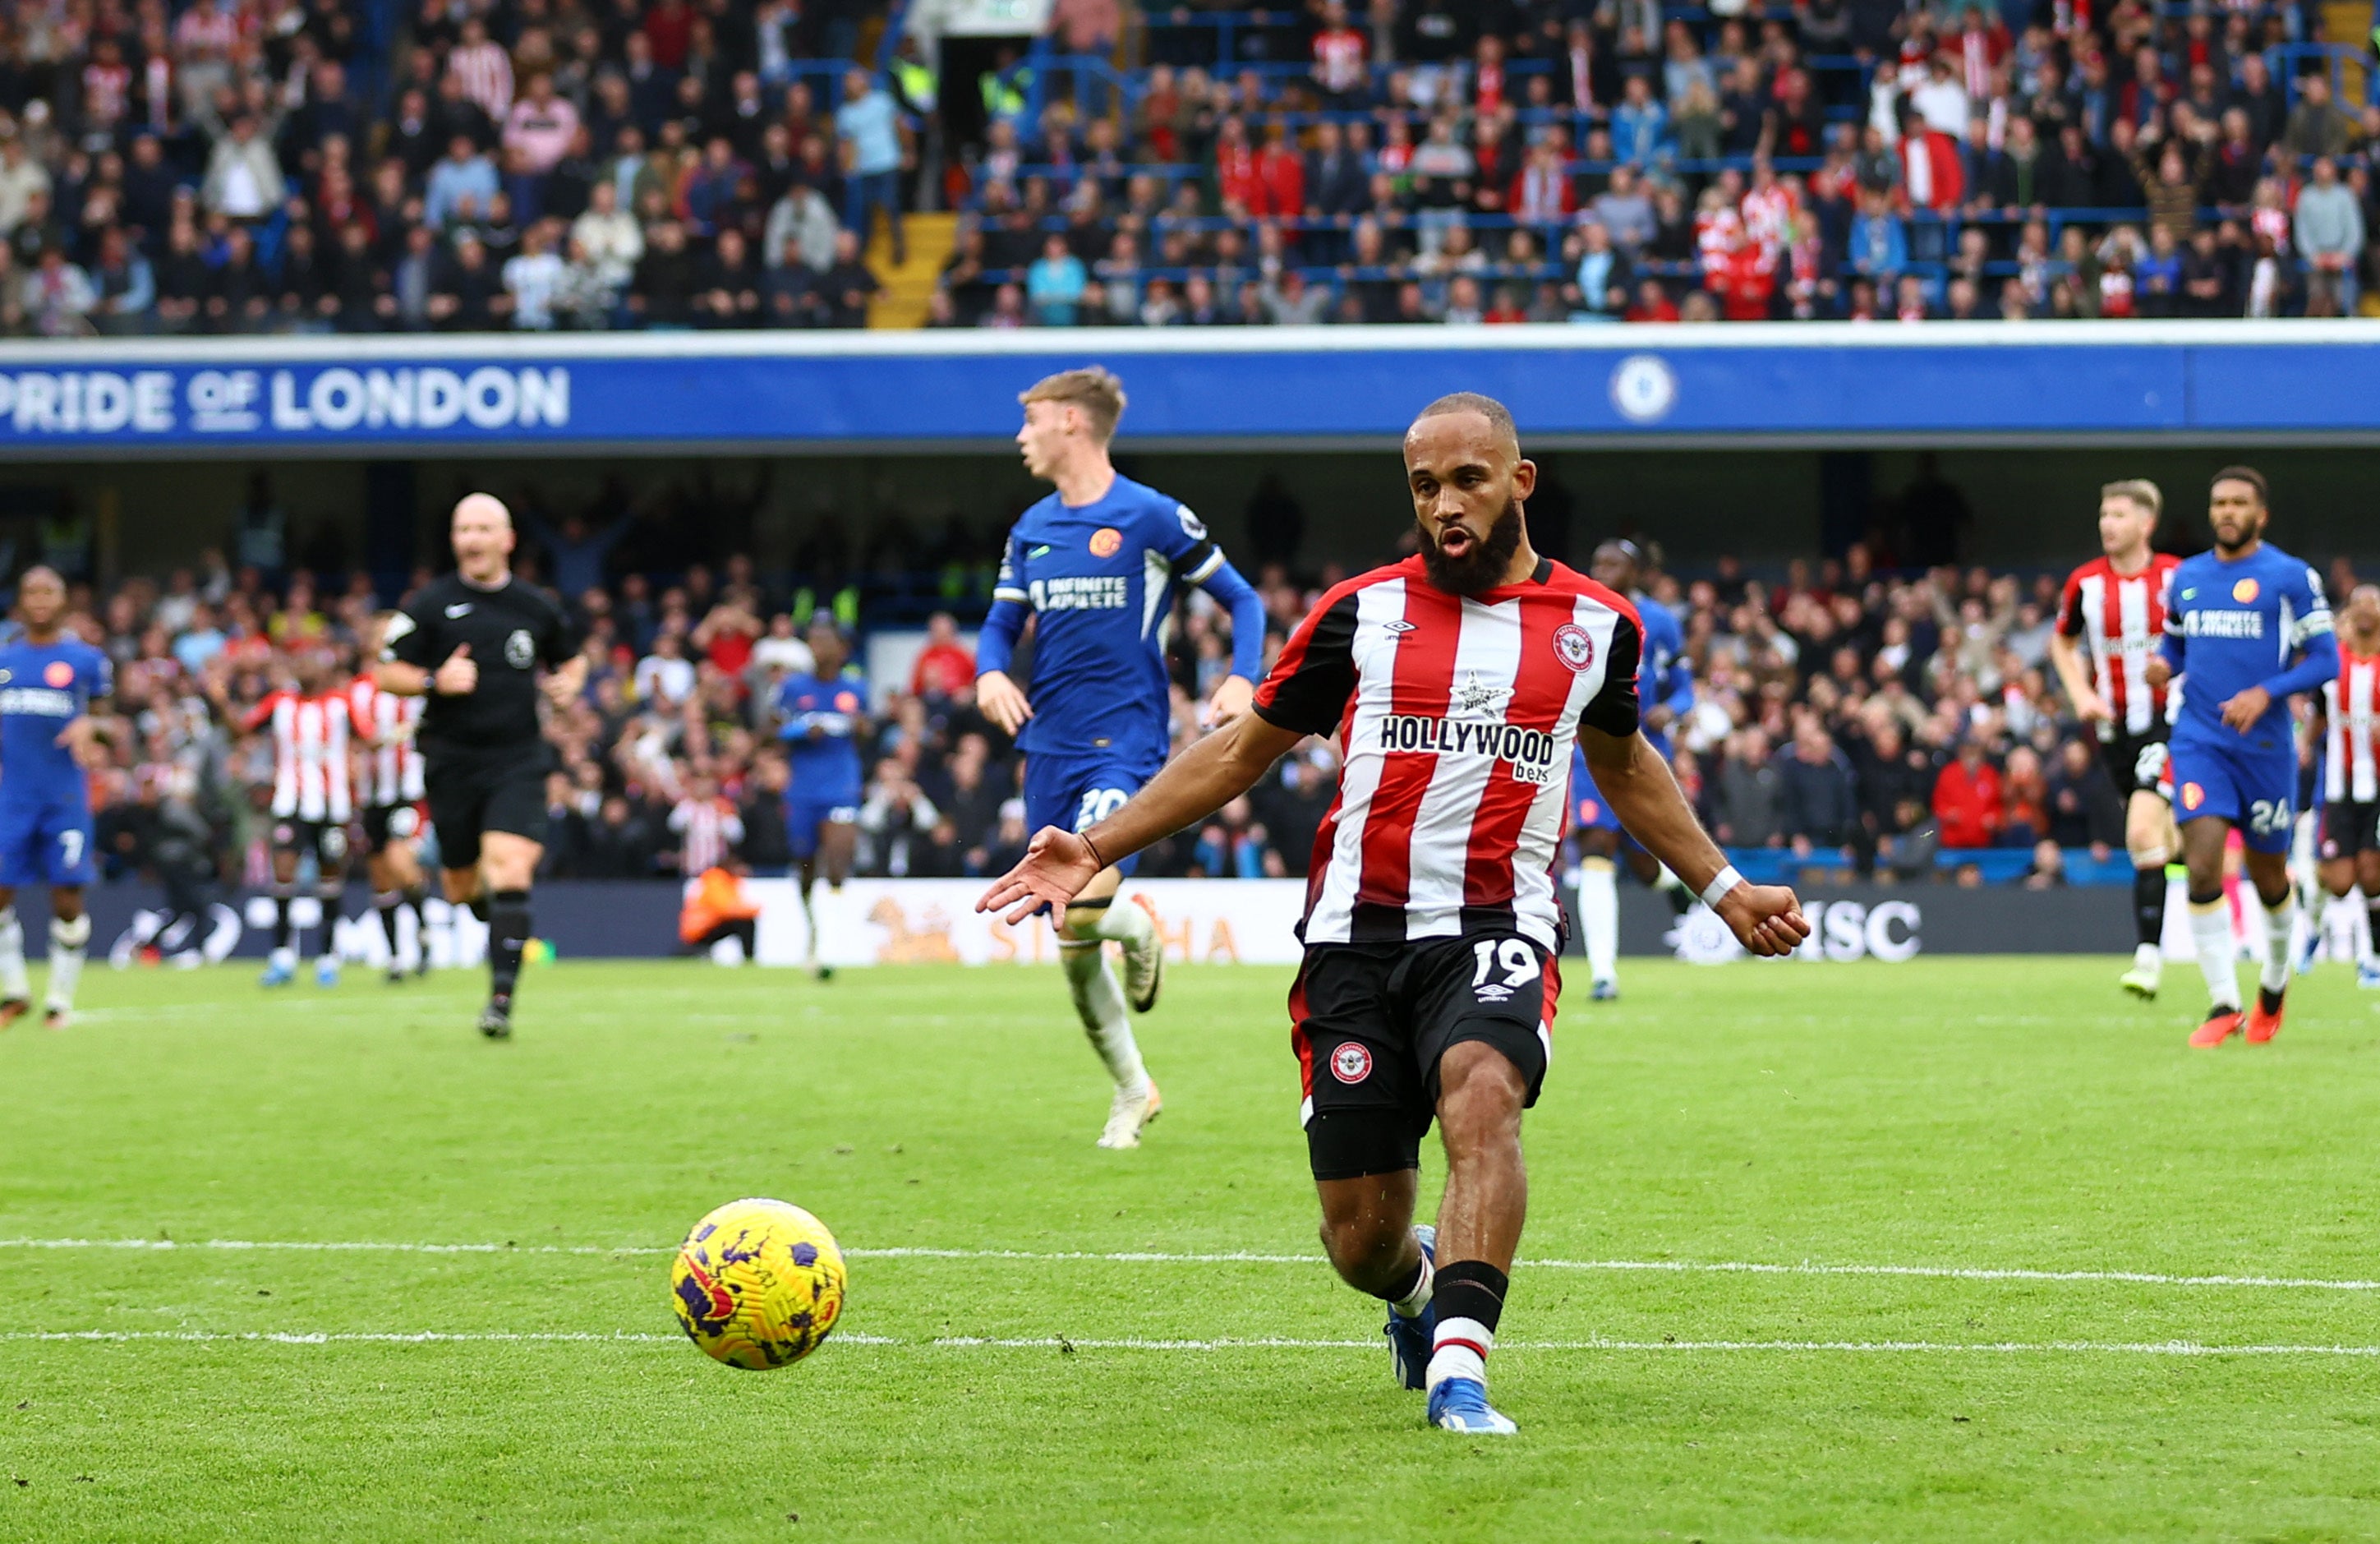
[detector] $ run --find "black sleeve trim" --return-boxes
[1253,590,1360,738]
[1578,614,1642,738]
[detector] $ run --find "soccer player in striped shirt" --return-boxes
[2048,479,2184,998]
[981,393,1807,1433]
[2312,583,2380,987]
[237,648,354,989]
[976,367,1268,1150]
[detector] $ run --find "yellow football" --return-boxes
[670,1197,846,1369]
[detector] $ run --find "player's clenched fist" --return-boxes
[975,670,1033,736]
[1716,882,1811,957]
[433,645,477,696]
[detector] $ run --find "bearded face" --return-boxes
[1418,496,1526,596]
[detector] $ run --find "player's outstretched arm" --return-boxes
[977,711,1305,924]
[1581,723,1811,957]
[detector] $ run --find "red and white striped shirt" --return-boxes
[447,41,515,121]
[1253,555,1642,953]
[2057,553,2180,738]
[2324,649,2378,806]
[344,675,425,809]
[669,796,746,875]
[245,690,352,823]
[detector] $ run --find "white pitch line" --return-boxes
[10,1330,2380,1357]
[7,1238,2380,1295]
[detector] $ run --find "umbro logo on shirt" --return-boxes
[1383,620,1416,634]
[445,603,473,618]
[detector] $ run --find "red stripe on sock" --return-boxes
[1435,1336,1489,1360]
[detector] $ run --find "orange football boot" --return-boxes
[2189,1009,2243,1049]
[2244,988,2286,1044]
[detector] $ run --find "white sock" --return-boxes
[2260,893,2295,995]
[1389,1244,1435,1320]
[46,914,89,1011]
[1089,893,1155,952]
[1425,1316,1493,1390]
[1579,856,1618,985]
[2189,899,2242,1011]
[269,944,297,973]
[2133,942,2161,972]
[1061,939,1146,1092]
[0,905,26,1001]
[2355,887,2376,966]
[799,886,818,966]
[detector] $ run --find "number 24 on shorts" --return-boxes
[2249,798,2292,837]
[1471,938,1540,1005]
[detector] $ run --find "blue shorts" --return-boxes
[785,795,859,861]
[0,799,95,886]
[1571,762,1621,834]
[2171,737,2296,854]
[1024,750,1163,878]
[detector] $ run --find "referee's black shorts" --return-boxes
[425,747,552,871]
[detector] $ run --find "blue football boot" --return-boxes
[1428,1376,1519,1435]
[1385,1224,1436,1391]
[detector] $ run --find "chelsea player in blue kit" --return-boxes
[978,368,1268,1148]
[0,567,110,1028]
[2149,468,2339,1048]
[775,616,866,979]
[1567,540,1695,998]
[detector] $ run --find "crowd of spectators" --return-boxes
[63,478,2364,897]
[937,1,2380,325]
[0,0,2373,334]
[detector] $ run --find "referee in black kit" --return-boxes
[377,493,584,1039]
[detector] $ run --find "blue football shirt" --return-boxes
[776,669,866,805]
[0,636,110,809]
[2162,542,2332,757]
[993,473,1227,765]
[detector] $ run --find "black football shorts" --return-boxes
[425,751,550,870]
[2321,800,2380,860]
[1289,931,1557,1182]
[2097,727,2172,800]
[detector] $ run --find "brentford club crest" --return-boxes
[1328,1043,1373,1085]
[1552,624,1595,673]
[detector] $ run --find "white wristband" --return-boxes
[1699,865,1745,911]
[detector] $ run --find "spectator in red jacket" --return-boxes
[909,611,976,702]
[1252,120,1305,219]
[1215,118,1262,214]
[1933,737,2005,849]
[1896,108,1966,214]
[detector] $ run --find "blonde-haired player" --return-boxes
[976,367,1271,1146]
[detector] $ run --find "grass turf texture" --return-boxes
[5,958,2380,1541]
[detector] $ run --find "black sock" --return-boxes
[375,894,402,954]
[488,889,530,1000]
[404,885,427,929]
[1431,1260,1509,1338]
[1379,1251,1428,1307]
[2134,865,2166,948]
[2367,895,2379,956]
[272,894,292,951]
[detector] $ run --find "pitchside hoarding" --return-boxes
[2,323,2377,455]
[83,876,2265,966]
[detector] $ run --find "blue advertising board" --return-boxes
[0,321,2372,455]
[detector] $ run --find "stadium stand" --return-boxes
[0,0,2372,333]
[78,490,2363,896]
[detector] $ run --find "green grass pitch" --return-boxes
[5,954,2380,1541]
